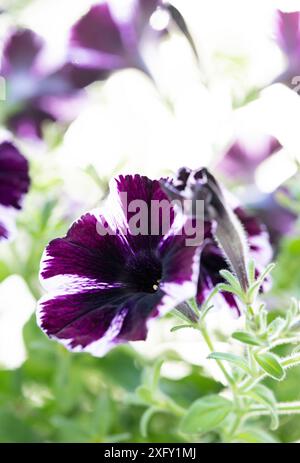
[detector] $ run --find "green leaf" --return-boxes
[232,331,262,346]
[90,392,112,439]
[160,368,223,407]
[235,427,279,443]
[97,346,142,391]
[251,384,277,407]
[216,283,242,297]
[180,395,232,434]
[254,352,285,380]
[247,384,279,430]
[170,324,195,332]
[267,317,286,339]
[219,269,242,292]
[247,263,275,302]
[247,260,256,285]
[208,352,251,375]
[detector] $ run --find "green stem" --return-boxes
[248,401,300,416]
[162,398,186,418]
[265,336,300,351]
[226,412,244,442]
[198,322,234,388]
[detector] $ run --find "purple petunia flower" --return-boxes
[1,28,100,139]
[274,10,300,89]
[69,1,162,77]
[216,132,282,182]
[37,174,201,356]
[0,141,30,240]
[162,167,272,315]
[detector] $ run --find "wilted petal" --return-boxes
[196,205,272,314]
[162,167,272,312]
[162,167,251,291]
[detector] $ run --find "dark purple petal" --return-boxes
[41,212,128,284]
[39,289,125,352]
[39,290,161,354]
[71,4,125,56]
[115,174,175,251]
[0,141,30,210]
[1,28,43,74]
[46,63,108,92]
[159,224,201,290]
[0,141,30,241]
[69,1,160,73]
[115,292,162,342]
[217,134,282,181]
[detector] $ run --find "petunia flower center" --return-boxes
[123,250,162,294]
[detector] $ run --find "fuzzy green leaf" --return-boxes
[180,395,232,434]
[208,352,251,375]
[232,331,262,346]
[254,352,285,381]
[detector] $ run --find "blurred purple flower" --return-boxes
[0,141,30,240]
[1,28,100,139]
[245,187,298,247]
[69,1,162,77]
[274,10,300,89]
[38,174,201,356]
[216,133,282,182]
[162,167,272,315]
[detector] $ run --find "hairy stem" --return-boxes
[198,322,234,388]
[248,401,300,416]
